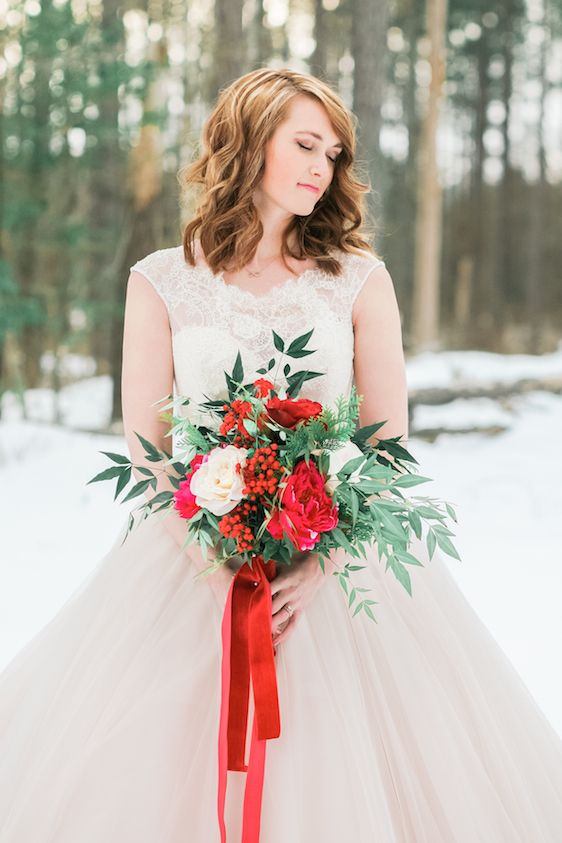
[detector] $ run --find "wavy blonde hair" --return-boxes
[179,67,379,278]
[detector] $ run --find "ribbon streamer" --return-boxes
[217,554,280,842]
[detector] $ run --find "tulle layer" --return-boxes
[1,510,562,842]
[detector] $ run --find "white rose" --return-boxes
[190,444,249,516]
[312,441,365,495]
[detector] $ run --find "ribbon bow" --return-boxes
[217,554,280,842]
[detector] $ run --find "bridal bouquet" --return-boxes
[88,327,459,620]
[88,327,460,843]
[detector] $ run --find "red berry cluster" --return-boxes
[242,443,282,499]
[219,399,253,438]
[218,500,257,552]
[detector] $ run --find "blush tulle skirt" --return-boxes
[1,509,562,842]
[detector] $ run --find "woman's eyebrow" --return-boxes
[294,131,343,149]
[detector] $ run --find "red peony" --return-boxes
[253,378,275,398]
[265,395,323,429]
[266,458,339,551]
[174,453,207,520]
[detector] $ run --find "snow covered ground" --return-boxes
[1,347,561,739]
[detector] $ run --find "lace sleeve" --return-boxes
[129,248,180,312]
[347,251,386,311]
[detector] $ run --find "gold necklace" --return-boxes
[244,252,282,278]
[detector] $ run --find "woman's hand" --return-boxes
[269,551,329,646]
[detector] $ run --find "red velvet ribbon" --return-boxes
[217,554,280,842]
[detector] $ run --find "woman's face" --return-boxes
[254,94,343,217]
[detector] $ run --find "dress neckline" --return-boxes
[187,244,340,303]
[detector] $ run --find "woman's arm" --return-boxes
[352,263,409,447]
[121,271,234,607]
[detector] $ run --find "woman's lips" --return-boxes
[298,183,320,194]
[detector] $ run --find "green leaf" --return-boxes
[134,431,161,461]
[377,438,418,464]
[114,466,131,500]
[101,451,130,465]
[339,454,366,476]
[136,466,155,477]
[389,557,412,595]
[364,604,378,622]
[285,369,324,398]
[242,417,258,435]
[349,489,359,527]
[120,478,151,503]
[434,531,461,561]
[373,506,408,543]
[287,348,316,359]
[414,505,442,519]
[286,328,314,355]
[272,330,285,352]
[87,465,125,484]
[348,587,357,607]
[391,473,432,488]
[148,491,174,506]
[395,549,424,567]
[231,350,244,385]
[445,502,458,523]
[409,509,422,539]
[331,526,356,555]
[427,528,437,560]
[352,420,387,445]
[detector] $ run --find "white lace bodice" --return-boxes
[129,244,385,432]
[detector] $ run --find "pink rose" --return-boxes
[174,453,207,520]
[266,458,339,551]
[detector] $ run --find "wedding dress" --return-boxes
[1,244,562,842]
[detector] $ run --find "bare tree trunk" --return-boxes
[411,0,447,350]
[87,0,127,417]
[212,0,245,95]
[352,0,388,232]
[249,0,271,67]
[17,0,54,388]
[400,0,425,328]
[470,35,491,337]
[526,0,549,352]
[310,0,329,77]
[495,1,515,330]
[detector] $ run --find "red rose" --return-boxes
[266,458,339,551]
[265,395,323,429]
[173,453,207,520]
[254,378,275,398]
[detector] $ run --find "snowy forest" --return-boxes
[1,0,561,734]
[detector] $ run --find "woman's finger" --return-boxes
[272,609,301,645]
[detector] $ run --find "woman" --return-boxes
[1,67,562,842]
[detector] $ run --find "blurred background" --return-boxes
[0,0,561,733]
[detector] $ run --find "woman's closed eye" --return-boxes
[296,141,338,164]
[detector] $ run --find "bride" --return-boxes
[1,66,562,842]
